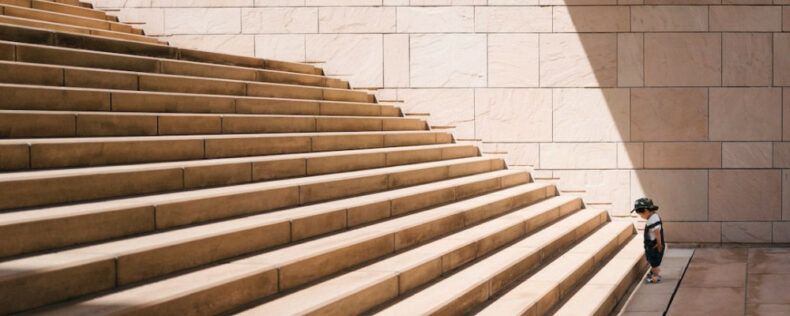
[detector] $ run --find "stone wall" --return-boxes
[94,0,790,244]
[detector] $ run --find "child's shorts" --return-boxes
[645,247,664,268]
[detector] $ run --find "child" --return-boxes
[632,198,664,283]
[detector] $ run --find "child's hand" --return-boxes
[655,243,664,253]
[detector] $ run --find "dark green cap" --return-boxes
[631,197,659,213]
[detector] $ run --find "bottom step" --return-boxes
[553,236,647,316]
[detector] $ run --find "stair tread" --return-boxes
[375,208,609,315]
[553,236,644,316]
[0,4,139,34]
[0,130,441,144]
[243,195,581,315]
[0,22,321,75]
[0,59,348,90]
[0,156,497,224]
[0,83,391,116]
[0,14,160,44]
[32,176,545,315]
[0,143,465,181]
[476,222,635,316]
[0,41,341,85]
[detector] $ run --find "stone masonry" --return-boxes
[95,0,790,244]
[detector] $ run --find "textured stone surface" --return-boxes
[488,34,539,87]
[709,88,782,141]
[722,222,772,243]
[710,5,782,31]
[398,89,475,139]
[709,170,781,221]
[397,7,473,33]
[480,143,539,167]
[645,33,721,86]
[664,222,721,243]
[410,34,486,88]
[552,6,629,32]
[255,34,305,62]
[116,8,165,35]
[306,34,382,87]
[552,88,630,142]
[383,34,409,88]
[166,35,255,56]
[722,33,772,87]
[164,8,241,35]
[776,33,790,86]
[785,6,790,31]
[319,7,395,33]
[631,170,708,221]
[775,222,790,242]
[540,143,617,169]
[474,6,551,32]
[618,33,644,87]
[631,88,708,141]
[475,89,552,142]
[631,6,708,32]
[773,142,790,168]
[618,143,643,169]
[540,33,617,87]
[553,169,630,213]
[722,142,772,168]
[786,89,790,141]
[242,7,317,33]
[644,142,721,169]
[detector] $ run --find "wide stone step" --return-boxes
[0,14,158,44]
[1,0,107,20]
[0,62,370,103]
[0,23,322,75]
[553,236,646,316]
[375,208,611,315]
[0,84,394,117]
[0,130,448,171]
[0,143,471,210]
[0,110,425,138]
[476,222,635,316]
[30,181,550,316]
[0,44,347,88]
[0,156,511,259]
[0,3,140,34]
[242,195,583,316]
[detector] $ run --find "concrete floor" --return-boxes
[618,247,790,316]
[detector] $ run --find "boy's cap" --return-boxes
[632,197,659,213]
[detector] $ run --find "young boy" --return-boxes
[632,198,664,283]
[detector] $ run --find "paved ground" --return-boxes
[618,247,694,316]
[619,247,790,316]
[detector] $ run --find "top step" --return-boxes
[0,22,324,76]
[0,0,108,21]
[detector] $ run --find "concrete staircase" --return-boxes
[0,1,648,315]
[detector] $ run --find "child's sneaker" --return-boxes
[645,275,662,284]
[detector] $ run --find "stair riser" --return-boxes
[0,15,160,44]
[590,259,648,316]
[0,171,529,315]
[7,0,107,20]
[0,158,507,259]
[434,213,610,316]
[0,23,321,75]
[0,85,394,116]
[1,5,136,34]
[0,62,368,102]
[0,146,475,211]
[0,112,426,138]
[0,50,345,88]
[480,226,635,316]
[297,199,583,316]
[0,132,451,171]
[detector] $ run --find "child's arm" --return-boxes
[653,228,663,252]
